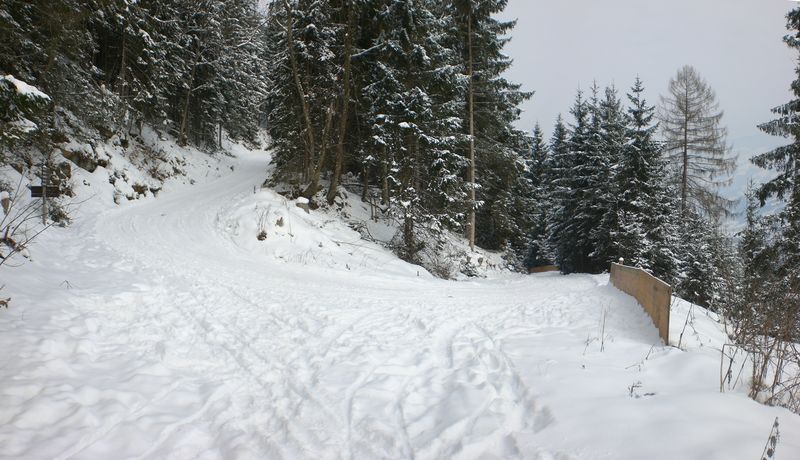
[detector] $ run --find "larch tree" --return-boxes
[658,65,736,219]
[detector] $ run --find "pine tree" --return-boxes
[264,0,341,188]
[552,84,621,274]
[549,93,590,273]
[0,0,111,137]
[451,0,531,252]
[589,85,626,270]
[542,115,569,268]
[617,77,677,281]
[524,123,550,267]
[754,8,800,280]
[0,75,51,166]
[355,0,467,261]
[674,209,718,307]
[739,186,773,286]
[750,6,800,339]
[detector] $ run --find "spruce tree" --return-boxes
[750,6,800,338]
[549,93,590,273]
[617,77,677,281]
[674,209,718,307]
[451,0,531,252]
[356,0,467,261]
[542,115,569,269]
[263,0,341,187]
[524,124,551,267]
[590,85,626,270]
[0,75,51,166]
[754,7,800,279]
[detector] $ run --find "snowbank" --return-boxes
[1,136,799,459]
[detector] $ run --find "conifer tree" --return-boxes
[589,85,626,270]
[749,6,800,337]
[264,0,341,187]
[0,75,51,166]
[616,77,676,281]
[355,0,466,261]
[659,65,736,218]
[542,115,569,268]
[674,209,718,307]
[553,84,621,273]
[451,0,531,252]
[549,93,590,273]
[524,124,551,267]
[754,7,800,279]
[0,0,109,137]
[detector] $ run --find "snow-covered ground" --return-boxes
[2,144,799,459]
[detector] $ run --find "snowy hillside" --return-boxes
[1,143,799,459]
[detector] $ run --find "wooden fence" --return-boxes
[528,265,559,274]
[610,263,672,344]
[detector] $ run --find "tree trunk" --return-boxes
[381,147,389,205]
[361,166,369,201]
[179,49,198,147]
[681,84,689,215]
[283,0,316,181]
[413,134,421,193]
[466,12,477,251]
[326,8,355,205]
[403,130,416,259]
[302,102,335,198]
[118,31,127,98]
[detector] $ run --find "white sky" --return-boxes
[498,0,797,205]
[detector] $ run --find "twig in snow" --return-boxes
[677,301,695,350]
[760,417,780,460]
[600,304,608,352]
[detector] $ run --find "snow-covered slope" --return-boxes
[1,145,799,459]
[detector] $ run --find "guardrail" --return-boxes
[610,263,671,344]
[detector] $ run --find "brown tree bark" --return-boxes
[179,45,198,147]
[302,102,335,198]
[466,11,476,251]
[326,7,355,205]
[283,0,316,181]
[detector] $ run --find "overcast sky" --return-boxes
[497,0,797,206]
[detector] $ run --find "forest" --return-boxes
[1,1,799,346]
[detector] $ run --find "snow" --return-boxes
[1,141,800,459]
[2,74,50,101]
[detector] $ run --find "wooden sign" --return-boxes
[28,186,61,198]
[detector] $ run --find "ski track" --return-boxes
[7,149,782,459]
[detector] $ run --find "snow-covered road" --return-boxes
[2,149,799,459]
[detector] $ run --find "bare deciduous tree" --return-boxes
[658,65,736,218]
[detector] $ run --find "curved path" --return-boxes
[5,149,790,460]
